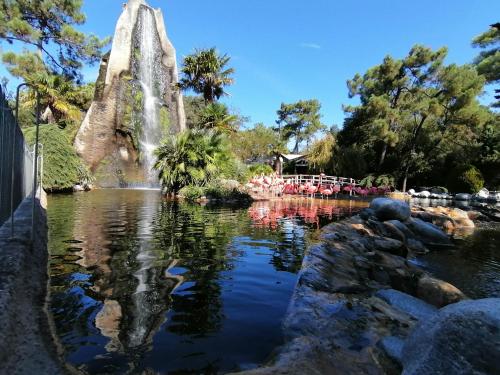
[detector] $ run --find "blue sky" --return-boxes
[2,0,499,128]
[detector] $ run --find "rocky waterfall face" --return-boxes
[135,5,166,185]
[74,0,186,187]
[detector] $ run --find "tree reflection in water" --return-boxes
[48,191,366,374]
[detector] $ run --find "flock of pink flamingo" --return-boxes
[247,174,391,199]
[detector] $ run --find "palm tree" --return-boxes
[178,48,234,103]
[153,130,229,195]
[198,103,239,133]
[20,72,91,128]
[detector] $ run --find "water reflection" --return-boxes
[48,191,365,374]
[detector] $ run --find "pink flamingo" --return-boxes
[306,183,319,198]
[320,184,333,199]
[332,184,341,198]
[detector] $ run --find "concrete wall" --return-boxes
[0,195,67,374]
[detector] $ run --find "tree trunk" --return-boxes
[378,142,387,170]
[402,166,410,192]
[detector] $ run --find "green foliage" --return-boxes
[359,174,375,188]
[204,184,252,202]
[276,99,325,153]
[231,123,284,162]
[178,48,234,103]
[154,130,235,194]
[183,95,207,129]
[198,102,239,133]
[447,165,485,193]
[23,124,88,192]
[340,44,489,190]
[307,132,335,172]
[246,163,273,177]
[178,184,252,203]
[178,185,205,201]
[472,23,500,107]
[0,0,110,79]
[375,174,395,188]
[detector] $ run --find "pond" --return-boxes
[416,221,500,299]
[47,190,367,374]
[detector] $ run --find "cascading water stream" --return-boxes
[137,7,162,185]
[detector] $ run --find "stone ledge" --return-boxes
[0,195,68,375]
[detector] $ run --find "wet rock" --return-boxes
[375,289,437,321]
[455,193,471,201]
[372,237,407,257]
[418,190,431,198]
[417,275,467,308]
[359,208,376,220]
[405,218,451,246]
[402,298,500,375]
[406,238,428,254]
[370,198,411,222]
[378,336,405,364]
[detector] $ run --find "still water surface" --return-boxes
[48,190,366,374]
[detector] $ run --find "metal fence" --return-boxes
[0,85,35,227]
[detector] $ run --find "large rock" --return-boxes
[375,289,437,321]
[417,275,467,307]
[405,218,452,246]
[402,298,500,375]
[75,0,186,186]
[370,198,411,222]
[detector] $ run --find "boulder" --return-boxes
[475,188,489,200]
[405,218,451,246]
[455,193,471,201]
[378,336,405,364]
[375,289,437,321]
[417,275,467,307]
[370,198,411,222]
[402,298,500,375]
[418,190,430,198]
[407,189,416,196]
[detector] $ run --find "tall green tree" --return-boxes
[231,123,285,162]
[307,132,336,173]
[276,99,324,153]
[178,48,234,103]
[472,23,500,107]
[345,45,447,169]
[343,45,488,191]
[0,0,109,80]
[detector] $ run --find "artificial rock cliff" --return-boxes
[75,0,186,187]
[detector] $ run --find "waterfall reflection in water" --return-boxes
[48,190,366,374]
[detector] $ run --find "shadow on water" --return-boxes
[48,190,366,374]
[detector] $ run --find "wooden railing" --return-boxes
[281,174,360,187]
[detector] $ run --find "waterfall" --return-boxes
[137,7,162,185]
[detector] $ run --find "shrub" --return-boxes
[360,174,375,188]
[23,124,88,192]
[360,174,395,189]
[245,163,274,180]
[375,174,395,188]
[447,165,484,193]
[205,184,252,202]
[179,185,205,201]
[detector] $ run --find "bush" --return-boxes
[179,185,205,201]
[360,174,395,189]
[447,165,484,193]
[23,124,89,192]
[205,184,252,202]
[245,163,274,180]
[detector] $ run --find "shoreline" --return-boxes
[233,199,499,374]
